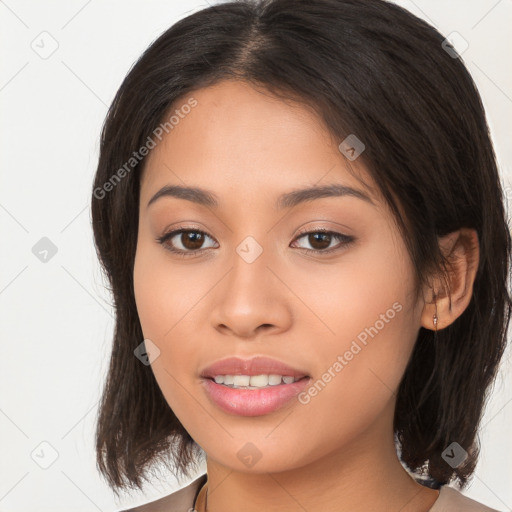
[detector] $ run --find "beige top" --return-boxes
[119,473,501,511]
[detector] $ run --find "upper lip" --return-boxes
[200,356,310,379]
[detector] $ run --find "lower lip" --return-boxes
[201,377,311,416]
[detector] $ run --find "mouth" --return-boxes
[200,355,309,381]
[199,356,311,416]
[204,373,307,389]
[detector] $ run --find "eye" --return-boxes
[156,226,355,258]
[290,228,355,255]
[157,227,218,257]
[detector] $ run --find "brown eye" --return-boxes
[180,231,206,250]
[306,232,332,250]
[291,229,355,255]
[157,228,218,256]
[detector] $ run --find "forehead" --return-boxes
[140,79,378,206]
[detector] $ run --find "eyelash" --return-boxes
[156,225,355,259]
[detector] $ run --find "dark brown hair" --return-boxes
[91,0,512,495]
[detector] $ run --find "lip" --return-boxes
[201,376,311,416]
[199,356,311,416]
[200,356,309,379]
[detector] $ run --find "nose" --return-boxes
[210,244,293,340]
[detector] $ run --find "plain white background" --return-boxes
[1,0,511,510]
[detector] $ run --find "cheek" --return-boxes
[300,232,419,422]
[133,237,201,341]
[133,244,167,339]
[133,239,208,416]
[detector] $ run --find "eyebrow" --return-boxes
[146,183,375,210]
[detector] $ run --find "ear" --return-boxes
[420,228,480,331]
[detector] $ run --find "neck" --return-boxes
[202,407,439,512]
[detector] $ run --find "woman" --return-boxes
[91,0,511,510]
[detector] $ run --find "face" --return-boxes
[133,79,425,473]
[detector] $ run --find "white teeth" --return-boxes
[268,374,282,385]
[233,375,250,386]
[211,374,302,388]
[249,374,268,387]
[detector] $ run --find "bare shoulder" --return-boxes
[117,474,207,512]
